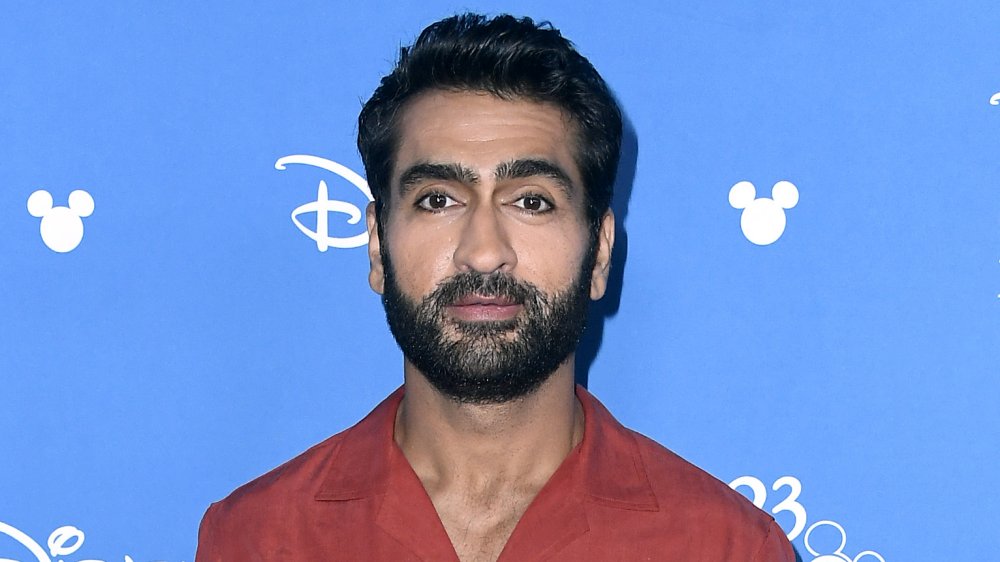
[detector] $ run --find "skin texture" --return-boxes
[366,90,615,562]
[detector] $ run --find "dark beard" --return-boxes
[380,254,592,404]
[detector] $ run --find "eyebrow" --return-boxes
[494,158,575,199]
[395,158,576,199]
[398,162,480,197]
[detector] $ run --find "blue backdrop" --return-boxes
[2,2,998,561]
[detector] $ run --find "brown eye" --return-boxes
[513,194,553,213]
[417,192,457,211]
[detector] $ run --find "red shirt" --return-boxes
[197,386,794,561]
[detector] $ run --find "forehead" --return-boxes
[392,90,582,185]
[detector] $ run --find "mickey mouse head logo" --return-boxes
[729,180,799,245]
[26,189,95,253]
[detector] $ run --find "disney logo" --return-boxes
[275,155,374,251]
[0,520,137,562]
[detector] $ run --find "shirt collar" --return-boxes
[576,384,659,511]
[314,384,658,512]
[313,387,403,501]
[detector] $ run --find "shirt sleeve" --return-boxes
[752,519,796,562]
[195,502,222,562]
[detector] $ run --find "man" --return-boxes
[196,13,795,562]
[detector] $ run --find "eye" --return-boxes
[512,194,554,213]
[416,192,459,211]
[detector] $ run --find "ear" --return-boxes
[589,210,616,300]
[728,181,756,209]
[27,190,53,217]
[68,190,95,217]
[771,180,799,209]
[366,202,385,295]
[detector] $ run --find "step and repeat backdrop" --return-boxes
[2,2,998,561]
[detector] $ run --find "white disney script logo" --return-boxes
[0,521,134,562]
[274,155,373,251]
[729,476,884,562]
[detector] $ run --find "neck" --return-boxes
[394,359,584,492]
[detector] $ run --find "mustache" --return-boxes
[427,272,536,307]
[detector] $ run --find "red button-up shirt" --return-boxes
[197,386,794,561]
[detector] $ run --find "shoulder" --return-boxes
[202,431,345,526]
[571,387,795,560]
[579,388,775,534]
[200,389,401,532]
[195,432,348,561]
[195,390,403,560]
[632,430,765,522]
[629,429,791,558]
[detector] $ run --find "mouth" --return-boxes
[445,294,524,322]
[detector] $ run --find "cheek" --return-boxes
[386,225,458,295]
[511,228,589,288]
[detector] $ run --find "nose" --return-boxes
[452,202,517,274]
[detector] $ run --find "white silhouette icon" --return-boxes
[804,520,885,562]
[26,189,94,253]
[729,180,799,245]
[990,92,1000,105]
[275,155,373,251]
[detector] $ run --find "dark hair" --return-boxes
[357,13,622,233]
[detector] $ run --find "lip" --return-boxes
[446,295,523,322]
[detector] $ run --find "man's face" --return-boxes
[366,90,614,404]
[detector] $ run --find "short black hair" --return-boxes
[357,13,622,232]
